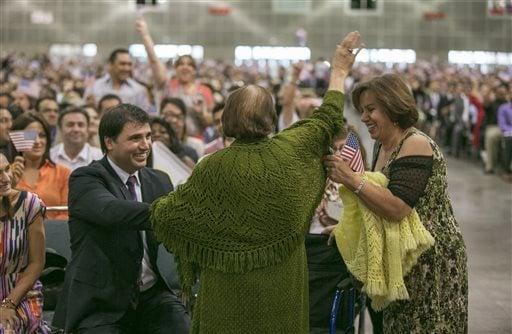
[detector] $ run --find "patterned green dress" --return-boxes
[373,128,468,334]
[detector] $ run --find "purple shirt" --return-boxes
[498,102,512,137]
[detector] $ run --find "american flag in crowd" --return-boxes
[9,130,37,152]
[340,132,365,173]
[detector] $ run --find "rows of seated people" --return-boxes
[2,51,511,194]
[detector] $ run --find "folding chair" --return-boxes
[329,277,366,334]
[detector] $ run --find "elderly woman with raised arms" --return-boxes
[151,31,363,333]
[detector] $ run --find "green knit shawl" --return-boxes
[151,91,345,294]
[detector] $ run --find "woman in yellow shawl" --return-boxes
[324,74,468,333]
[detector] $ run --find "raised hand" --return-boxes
[331,31,364,76]
[135,16,150,37]
[328,31,364,92]
[291,62,304,81]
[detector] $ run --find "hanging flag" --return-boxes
[9,130,38,152]
[340,132,365,173]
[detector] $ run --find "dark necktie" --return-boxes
[126,175,138,202]
[126,174,145,302]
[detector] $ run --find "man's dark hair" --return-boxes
[99,103,149,153]
[57,107,90,128]
[98,93,122,112]
[35,96,57,112]
[39,85,57,100]
[108,48,130,64]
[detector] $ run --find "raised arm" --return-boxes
[328,31,363,94]
[273,31,363,155]
[135,16,168,89]
[279,63,303,130]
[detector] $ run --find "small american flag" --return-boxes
[340,132,365,173]
[9,130,38,152]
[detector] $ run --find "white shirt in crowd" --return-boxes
[107,156,158,292]
[84,74,151,112]
[50,143,104,171]
[278,111,300,131]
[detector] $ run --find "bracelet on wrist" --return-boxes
[353,177,367,195]
[0,297,17,309]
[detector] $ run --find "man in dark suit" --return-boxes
[53,104,190,333]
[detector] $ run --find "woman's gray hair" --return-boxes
[222,85,277,140]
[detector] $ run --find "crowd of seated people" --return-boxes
[2,49,511,185]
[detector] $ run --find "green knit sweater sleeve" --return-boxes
[273,90,345,158]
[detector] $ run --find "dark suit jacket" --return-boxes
[53,157,173,331]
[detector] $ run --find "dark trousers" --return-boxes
[367,303,383,334]
[306,234,349,332]
[77,282,190,334]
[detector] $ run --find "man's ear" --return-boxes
[104,136,114,152]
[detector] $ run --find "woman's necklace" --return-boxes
[380,127,412,171]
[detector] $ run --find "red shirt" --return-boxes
[167,78,214,110]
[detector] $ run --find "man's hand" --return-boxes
[135,16,150,38]
[10,156,24,188]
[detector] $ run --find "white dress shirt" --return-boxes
[50,143,104,171]
[84,74,151,112]
[107,156,158,292]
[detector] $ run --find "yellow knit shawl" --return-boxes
[334,171,435,311]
